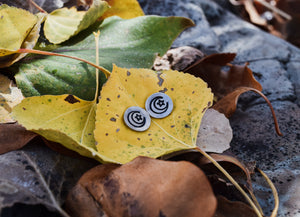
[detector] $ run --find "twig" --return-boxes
[29,0,47,13]
[254,0,292,20]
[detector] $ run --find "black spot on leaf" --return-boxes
[110,117,116,122]
[159,88,168,93]
[64,95,80,104]
[157,73,164,86]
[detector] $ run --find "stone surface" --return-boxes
[139,0,300,216]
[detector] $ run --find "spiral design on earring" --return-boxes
[127,110,146,128]
[145,93,173,119]
[149,96,169,115]
[124,106,151,131]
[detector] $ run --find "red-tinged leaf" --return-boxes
[0,123,37,154]
[66,156,217,217]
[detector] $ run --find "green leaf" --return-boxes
[94,66,213,164]
[44,0,109,44]
[13,16,194,100]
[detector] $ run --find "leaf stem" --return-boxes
[29,0,47,13]
[248,88,283,136]
[17,48,111,78]
[195,147,263,217]
[93,31,100,101]
[256,168,279,217]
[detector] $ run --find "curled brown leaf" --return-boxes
[184,53,262,100]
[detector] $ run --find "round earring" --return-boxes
[145,92,173,119]
[123,106,151,131]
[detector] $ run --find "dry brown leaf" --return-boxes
[213,195,257,217]
[0,123,37,154]
[198,153,252,183]
[184,53,283,136]
[66,156,217,217]
[213,87,255,117]
[184,53,262,101]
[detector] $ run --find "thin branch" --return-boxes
[255,0,292,20]
[29,0,47,13]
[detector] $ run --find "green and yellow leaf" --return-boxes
[15,16,194,100]
[44,0,109,44]
[94,65,213,164]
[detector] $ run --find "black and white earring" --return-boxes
[145,92,173,119]
[123,106,151,131]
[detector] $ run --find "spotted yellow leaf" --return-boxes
[12,94,104,160]
[94,65,213,164]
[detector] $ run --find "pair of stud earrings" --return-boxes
[124,92,173,131]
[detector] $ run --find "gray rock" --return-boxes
[139,0,300,216]
[287,62,300,105]
[138,0,221,53]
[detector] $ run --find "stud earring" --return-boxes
[145,92,173,119]
[123,106,151,131]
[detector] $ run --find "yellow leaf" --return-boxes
[0,4,37,56]
[12,94,105,161]
[0,75,24,123]
[94,65,213,164]
[0,13,46,68]
[102,0,144,19]
[44,0,109,44]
